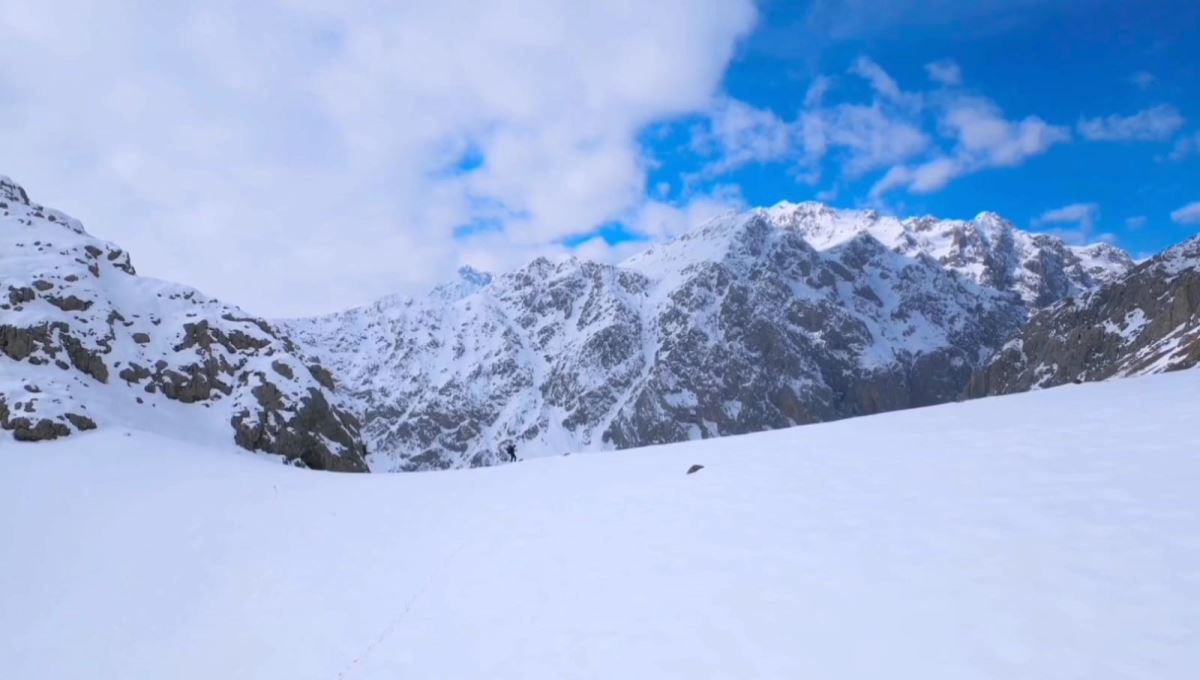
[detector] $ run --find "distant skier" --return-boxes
[503,442,518,463]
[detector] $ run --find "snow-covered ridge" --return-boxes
[1,176,368,470]
[284,202,1133,471]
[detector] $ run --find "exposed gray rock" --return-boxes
[308,364,336,391]
[64,413,97,431]
[271,360,294,380]
[1,174,369,470]
[8,416,72,442]
[970,237,1200,396]
[8,286,34,305]
[45,294,93,312]
[232,387,369,472]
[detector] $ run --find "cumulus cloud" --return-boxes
[1125,215,1148,229]
[925,59,963,86]
[0,0,757,315]
[1077,105,1186,142]
[1171,201,1200,225]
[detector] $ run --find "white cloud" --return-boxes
[1077,105,1186,142]
[1166,132,1200,161]
[925,59,962,86]
[698,56,1071,201]
[849,56,921,109]
[804,75,833,109]
[627,185,744,239]
[908,157,965,193]
[850,56,901,101]
[872,96,1070,196]
[695,63,930,185]
[942,98,1071,166]
[1032,203,1102,244]
[868,166,914,198]
[692,98,796,177]
[0,0,757,316]
[1125,216,1148,229]
[803,104,931,177]
[1171,201,1200,225]
[1035,203,1098,228]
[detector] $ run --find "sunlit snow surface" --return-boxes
[2,372,1198,679]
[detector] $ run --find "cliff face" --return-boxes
[970,237,1200,397]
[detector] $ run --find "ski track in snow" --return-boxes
[336,537,474,680]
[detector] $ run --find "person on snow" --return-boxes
[503,442,517,463]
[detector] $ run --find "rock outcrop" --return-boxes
[0,175,368,471]
[969,237,1200,396]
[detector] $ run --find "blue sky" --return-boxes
[627,0,1200,259]
[1,1,1197,315]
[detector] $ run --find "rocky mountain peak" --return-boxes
[0,176,30,205]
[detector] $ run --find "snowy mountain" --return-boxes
[970,236,1200,395]
[0,176,368,471]
[284,203,1132,471]
[764,203,1131,306]
[4,370,1197,678]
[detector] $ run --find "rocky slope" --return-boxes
[284,203,1132,471]
[0,176,368,471]
[969,236,1200,396]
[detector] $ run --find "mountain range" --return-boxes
[3,175,1196,470]
[282,202,1136,470]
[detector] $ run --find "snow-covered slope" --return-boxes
[285,205,1130,471]
[971,236,1200,395]
[3,371,1197,679]
[0,176,368,470]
